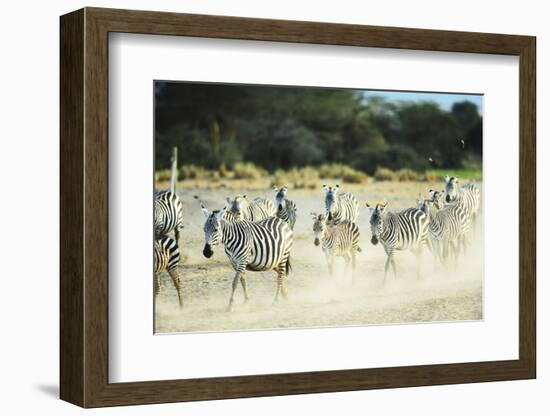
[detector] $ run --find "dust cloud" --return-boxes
[155,182,483,334]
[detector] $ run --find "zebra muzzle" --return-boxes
[446,194,451,203]
[314,238,320,246]
[203,244,214,258]
[371,235,379,245]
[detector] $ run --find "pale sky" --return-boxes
[362,90,483,113]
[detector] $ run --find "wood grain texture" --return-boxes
[59,8,84,406]
[59,7,536,408]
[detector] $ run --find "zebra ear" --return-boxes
[322,185,329,193]
[444,175,450,184]
[225,196,232,204]
[334,184,340,193]
[216,206,227,220]
[201,204,210,219]
[273,185,278,192]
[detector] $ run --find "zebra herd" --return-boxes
[154,175,481,311]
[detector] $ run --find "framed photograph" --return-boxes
[60,7,536,408]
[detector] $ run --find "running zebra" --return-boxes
[416,191,466,266]
[444,176,481,225]
[443,176,481,253]
[273,185,297,229]
[311,213,362,285]
[154,190,184,244]
[201,204,293,311]
[154,236,184,307]
[323,184,359,224]
[225,195,276,222]
[367,202,429,281]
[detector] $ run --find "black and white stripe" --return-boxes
[273,186,297,229]
[311,213,362,284]
[323,184,359,224]
[417,192,466,265]
[443,177,481,253]
[201,205,293,311]
[154,236,183,307]
[444,176,481,225]
[368,202,429,281]
[154,190,184,244]
[225,195,276,222]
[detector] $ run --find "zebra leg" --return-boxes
[274,259,291,303]
[390,255,397,280]
[155,273,161,295]
[325,252,334,277]
[175,228,181,246]
[441,242,448,266]
[154,273,161,303]
[344,254,351,276]
[240,274,250,303]
[384,255,391,284]
[228,271,242,312]
[168,268,184,308]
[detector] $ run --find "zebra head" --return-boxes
[310,212,327,247]
[416,197,432,215]
[323,184,340,222]
[273,185,288,211]
[444,176,459,203]
[428,189,445,209]
[367,202,387,245]
[201,204,227,258]
[226,195,248,220]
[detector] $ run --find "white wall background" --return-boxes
[0,0,545,414]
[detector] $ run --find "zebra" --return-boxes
[225,195,276,222]
[323,184,359,224]
[444,176,481,225]
[416,192,466,266]
[201,204,293,311]
[311,213,362,285]
[154,236,184,307]
[154,190,184,244]
[367,202,430,282]
[443,176,481,253]
[273,185,297,229]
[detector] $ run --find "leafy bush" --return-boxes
[395,168,418,181]
[179,164,209,180]
[273,167,319,189]
[232,162,268,180]
[341,167,368,183]
[423,171,437,182]
[352,144,428,174]
[374,167,397,181]
[155,169,172,182]
[319,163,368,183]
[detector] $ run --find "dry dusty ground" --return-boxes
[155,179,483,334]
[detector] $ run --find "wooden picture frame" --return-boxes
[60,7,536,408]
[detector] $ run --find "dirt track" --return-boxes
[155,180,483,333]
